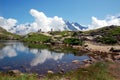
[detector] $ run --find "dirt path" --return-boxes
[40,32,52,36]
[85,41,120,53]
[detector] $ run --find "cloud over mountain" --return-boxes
[0,17,17,31]
[88,15,120,30]
[30,9,66,32]
[0,9,66,35]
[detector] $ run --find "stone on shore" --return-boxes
[72,60,80,64]
[47,70,54,74]
[82,59,89,63]
[84,63,91,67]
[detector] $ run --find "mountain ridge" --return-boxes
[65,21,87,31]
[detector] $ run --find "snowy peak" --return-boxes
[65,21,87,31]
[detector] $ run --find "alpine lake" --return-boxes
[0,40,89,75]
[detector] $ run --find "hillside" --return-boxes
[49,25,120,45]
[22,25,120,45]
[23,32,51,43]
[85,25,120,36]
[0,27,21,40]
[84,25,120,44]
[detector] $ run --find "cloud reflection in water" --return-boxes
[0,42,64,66]
[0,46,17,59]
[30,49,64,66]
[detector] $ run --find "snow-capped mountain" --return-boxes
[65,21,87,31]
[3,20,88,35]
[16,21,88,35]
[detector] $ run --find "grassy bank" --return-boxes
[23,33,51,43]
[0,62,119,80]
[0,73,37,80]
[46,62,115,80]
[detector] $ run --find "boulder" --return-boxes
[47,70,54,74]
[8,70,22,76]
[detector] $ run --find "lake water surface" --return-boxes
[0,41,89,74]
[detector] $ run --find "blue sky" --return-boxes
[0,0,120,25]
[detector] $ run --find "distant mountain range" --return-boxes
[15,21,88,35]
[13,21,88,35]
[0,20,88,35]
[65,21,88,31]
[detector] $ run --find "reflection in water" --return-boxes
[12,42,29,53]
[30,49,64,66]
[0,41,89,74]
[0,42,28,59]
[0,46,17,59]
[0,41,64,66]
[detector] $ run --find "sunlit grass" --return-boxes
[23,33,51,43]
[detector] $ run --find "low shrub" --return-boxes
[95,37,117,45]
[63,38,84,45]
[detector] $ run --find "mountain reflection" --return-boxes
[30,49,64,66]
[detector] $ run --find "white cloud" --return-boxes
[30,9,66,32]
[12,9,66,35]
[88,15,120,30]
[0,9,66,35]
[0,17,17,31]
